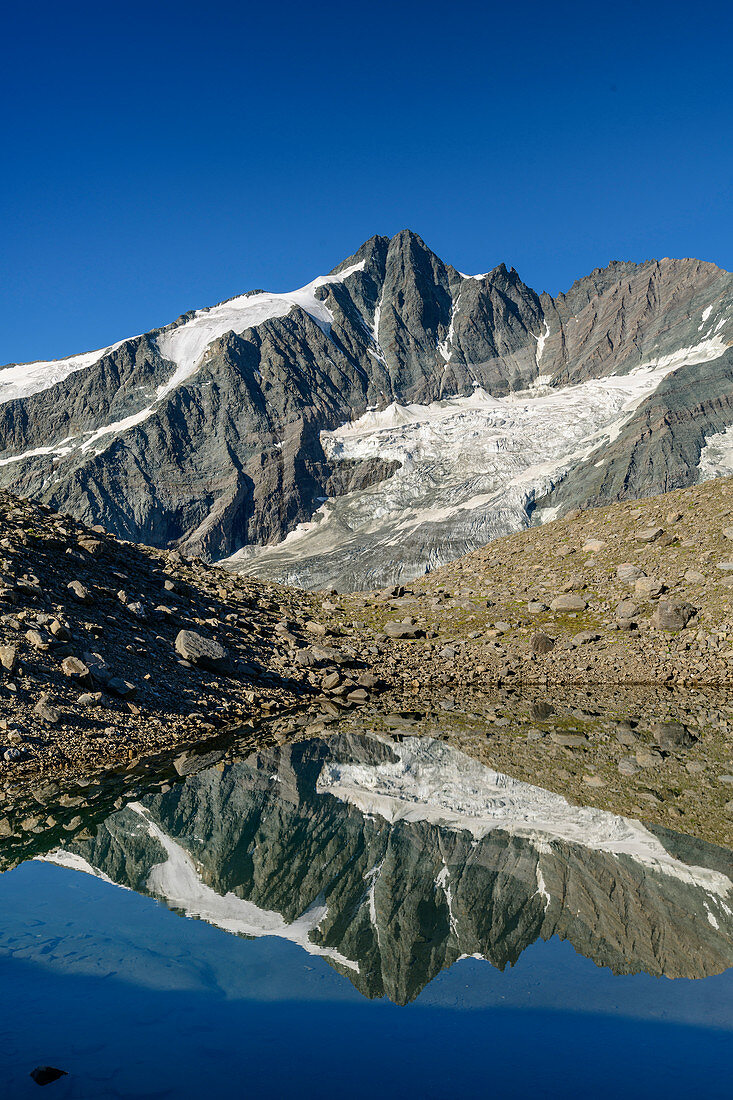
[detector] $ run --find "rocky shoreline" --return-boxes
[2,683,733,872]
[0,479,732,847]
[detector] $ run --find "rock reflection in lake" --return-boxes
[38,728,733,1005]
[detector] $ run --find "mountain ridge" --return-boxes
[1,230,732,585]
[5,242,730,372]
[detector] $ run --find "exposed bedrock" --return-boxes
[0,231,731,582]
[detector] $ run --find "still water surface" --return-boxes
[1,728,732,1097]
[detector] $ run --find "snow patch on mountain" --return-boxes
[534,321,550,365]
[0,261,367,465]
[36,849,122,885]
[0,338,131,407]
[72,259,366,458]
[438,286,462,361]
[317,738,733,900]
[156,260,366,385]
[698,424,733,480]
[125,802,359,971]
[0,435,79,468]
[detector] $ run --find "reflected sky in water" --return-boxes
[1,728,732,1098]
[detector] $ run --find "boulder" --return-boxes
[0,644,17,671]
[30,1068,67,1087]
[636,748,664,767]
[67,580,92,603]
[173,749,226,777]
[652,721,695,751]
[83,651,112,684]
[384,621,423,639]
[106,677,138,699]
[617,563,646,586]
[571,630,600,647]
[3,746,28,762]
[549,594,587,612]
[78,692,103,707]
[61,656,91,684]
[530,632,555,654]
[33,693,62,724]
[126,600,148,620]
[78,537,102,555]
[175,629,230,671]
[651,601,697,631]
[634,576,665,598]
[616,599,639,620]
[636,527,665,543]
[550,732,589,748]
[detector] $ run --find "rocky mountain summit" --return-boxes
[1,232,731,587]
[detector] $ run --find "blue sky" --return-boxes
[2,0,732,364]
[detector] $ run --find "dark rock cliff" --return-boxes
[1,233,731,571]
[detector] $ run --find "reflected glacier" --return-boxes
[38,731,733,1004]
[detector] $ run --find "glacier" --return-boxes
[228,334,730,590]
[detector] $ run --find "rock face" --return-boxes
[1,232,732,588]
[57,732,733,1005]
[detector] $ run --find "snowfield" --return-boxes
[0,260,366,464]
[0,338,131,406]
[155,259,366,388]
[699,424,733,480]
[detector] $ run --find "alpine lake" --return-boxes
[1,689,732,1098]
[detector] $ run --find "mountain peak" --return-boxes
[331,233,390,275]
[0,236,731,583]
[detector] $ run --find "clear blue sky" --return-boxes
[2,0,732,364]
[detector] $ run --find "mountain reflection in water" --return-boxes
[37,730,733,1005]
